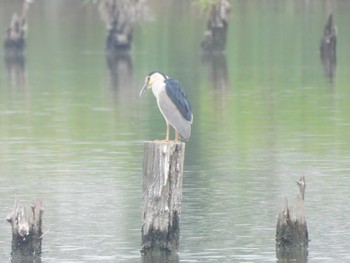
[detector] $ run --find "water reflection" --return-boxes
[276,248,308,263]
[106,51,133,88]
[320,47,336,85]
[105,51,137,107]
[11,255,41,263]
[142,253,179,263]
[201,53,229,92]
[3,51,27,90]
[319,14,337,85]
[200,53,229,118]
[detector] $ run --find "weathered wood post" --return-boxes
[141,141,185,255]
[276,176,308,260]
[7,198,44,259]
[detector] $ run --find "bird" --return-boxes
[139,71,193,141]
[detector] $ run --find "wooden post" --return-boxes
[7,198,44,259]
[141,141,185,255]
[276,176,308,251]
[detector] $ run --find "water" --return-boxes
[1,0,350,262]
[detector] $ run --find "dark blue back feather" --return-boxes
[165,78,192,122]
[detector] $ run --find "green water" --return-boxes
[1,0,350,262]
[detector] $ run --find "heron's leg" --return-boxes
[175,131,179,141]
[166,123,170,141]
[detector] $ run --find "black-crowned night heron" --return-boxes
[140,71,193,141]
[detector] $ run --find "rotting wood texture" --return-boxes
[141,141,185,255]
[7,198,44,258]
[276,176,308,251]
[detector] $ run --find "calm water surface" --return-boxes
[1,0,350,262]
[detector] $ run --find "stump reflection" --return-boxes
[320,13,337,84]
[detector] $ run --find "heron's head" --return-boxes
[139,71,167,96]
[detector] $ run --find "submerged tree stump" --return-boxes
[200,0,231,53]
[141,141,185,255]
[7,198,44,258]
[320,13,337,82]
[98,0,150,52]
[276,176,308,251]
[3,0,32,52]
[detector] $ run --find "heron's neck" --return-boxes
[151,80,165,98]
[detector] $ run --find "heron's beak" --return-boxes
[139,82,148,97]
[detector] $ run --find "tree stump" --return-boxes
[320,13,337,82]
[200,0,231,53]
[7,198,44,258]
[3,0,32,52]
[98,0,150,52]
[276,176,308,251]
[141,141,185,255]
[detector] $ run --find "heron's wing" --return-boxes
[164,78,192,122]
[158,90,192,140]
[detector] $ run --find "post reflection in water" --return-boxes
[142,253,179,263]
[200,52,230,119]
[319,14,337,85]
[276,248,308,263]
[4,51,27,90]
[201,53,229,92]
[11,255,41,263]
[320,48,336,85]
[105,51,137,107]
